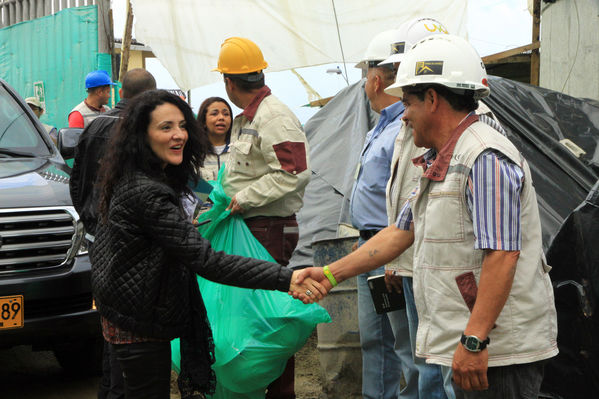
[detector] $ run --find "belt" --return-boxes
[359,229,381,240]
[244,214,296,222]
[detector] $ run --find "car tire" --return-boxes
[53,337,103,376]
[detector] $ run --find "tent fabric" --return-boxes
[289,79,377,269]
[130,0,468,91]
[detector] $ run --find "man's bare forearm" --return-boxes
[328,225,414,283]
[464,249,519,339]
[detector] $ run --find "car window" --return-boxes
[0,85,51,156]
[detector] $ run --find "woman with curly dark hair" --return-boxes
[92,90,324,399]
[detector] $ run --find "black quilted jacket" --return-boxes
[91,171,293,340]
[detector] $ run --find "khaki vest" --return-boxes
[410,121,558,367]
[385,101,499,276]
[384,125,424,274]
[70,101,109,128]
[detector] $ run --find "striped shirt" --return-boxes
[395,149,524,251]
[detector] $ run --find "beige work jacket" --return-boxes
[222,89,310,219]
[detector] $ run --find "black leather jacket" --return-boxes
[91,172,292,339]
[70,100,127,236]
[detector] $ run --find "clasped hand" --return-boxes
[288,268,335,303]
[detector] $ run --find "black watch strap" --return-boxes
[461,334,490,352]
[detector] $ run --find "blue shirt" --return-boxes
[350,101,404,230]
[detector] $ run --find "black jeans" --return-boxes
[113,341,172,399]
[98,340,125,399]
[453,360,546,399]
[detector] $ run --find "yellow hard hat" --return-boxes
[213,37,268,74]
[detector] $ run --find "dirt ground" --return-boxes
[170,331,323,399]
[294,331,324,399]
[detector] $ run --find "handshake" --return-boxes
[287,267,335,304]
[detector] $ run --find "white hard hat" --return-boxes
[355,29,398,70]
[25,97,43,109]
[385,34,490,100]
[379,17,449,66]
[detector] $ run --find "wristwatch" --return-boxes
[460,334,490,352]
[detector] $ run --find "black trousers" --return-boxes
[453,360,546,399]
[113,341,172,399]
[98,340,125,399]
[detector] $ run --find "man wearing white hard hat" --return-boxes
[379,17,456,399]
[350,29,418,399]
[25,96,58,144]
[296,34,557,399]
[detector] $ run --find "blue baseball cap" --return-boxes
[85,70,116,89]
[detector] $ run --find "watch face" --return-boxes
[465,336,480,351]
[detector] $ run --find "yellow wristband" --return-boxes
[323,265,338,287]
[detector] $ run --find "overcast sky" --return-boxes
[112,0,532,122]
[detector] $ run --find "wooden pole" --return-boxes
[109,7,118,80]
[97,0,111,54]
[118,0,133,82]
[531,0,541,86]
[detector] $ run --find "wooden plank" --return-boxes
[531,0,541,86]
[35,0,43,19]
[308,97,333,108]
[22,0,29,21]
[15,0,21,24]
[9,1,15,26]
[485,55,530,65]
[97,0,110,53]
[29,0,35,20]
[481,42,540,64]
[118,0,133,81]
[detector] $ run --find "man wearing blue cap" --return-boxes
[68,70,115,128]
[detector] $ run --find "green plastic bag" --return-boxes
[172,166,330,399]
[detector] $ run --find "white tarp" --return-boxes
[131,0,468,91]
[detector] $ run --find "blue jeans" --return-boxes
[402,277,454,399]
[357,242,417,399]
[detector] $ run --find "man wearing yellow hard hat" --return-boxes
[214,37,310,399]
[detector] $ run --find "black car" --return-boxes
[0,78,101,374]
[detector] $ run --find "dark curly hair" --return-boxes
[197,96,233,154]
[97,89,210,219]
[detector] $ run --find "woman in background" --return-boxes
[197,97,233,181]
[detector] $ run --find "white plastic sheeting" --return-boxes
[131,0,468,91]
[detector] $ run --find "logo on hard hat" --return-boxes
[423,23,449,34]
[391,42,406,55]
[415,61,443,76]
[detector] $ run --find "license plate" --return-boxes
[0,295,23,330]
